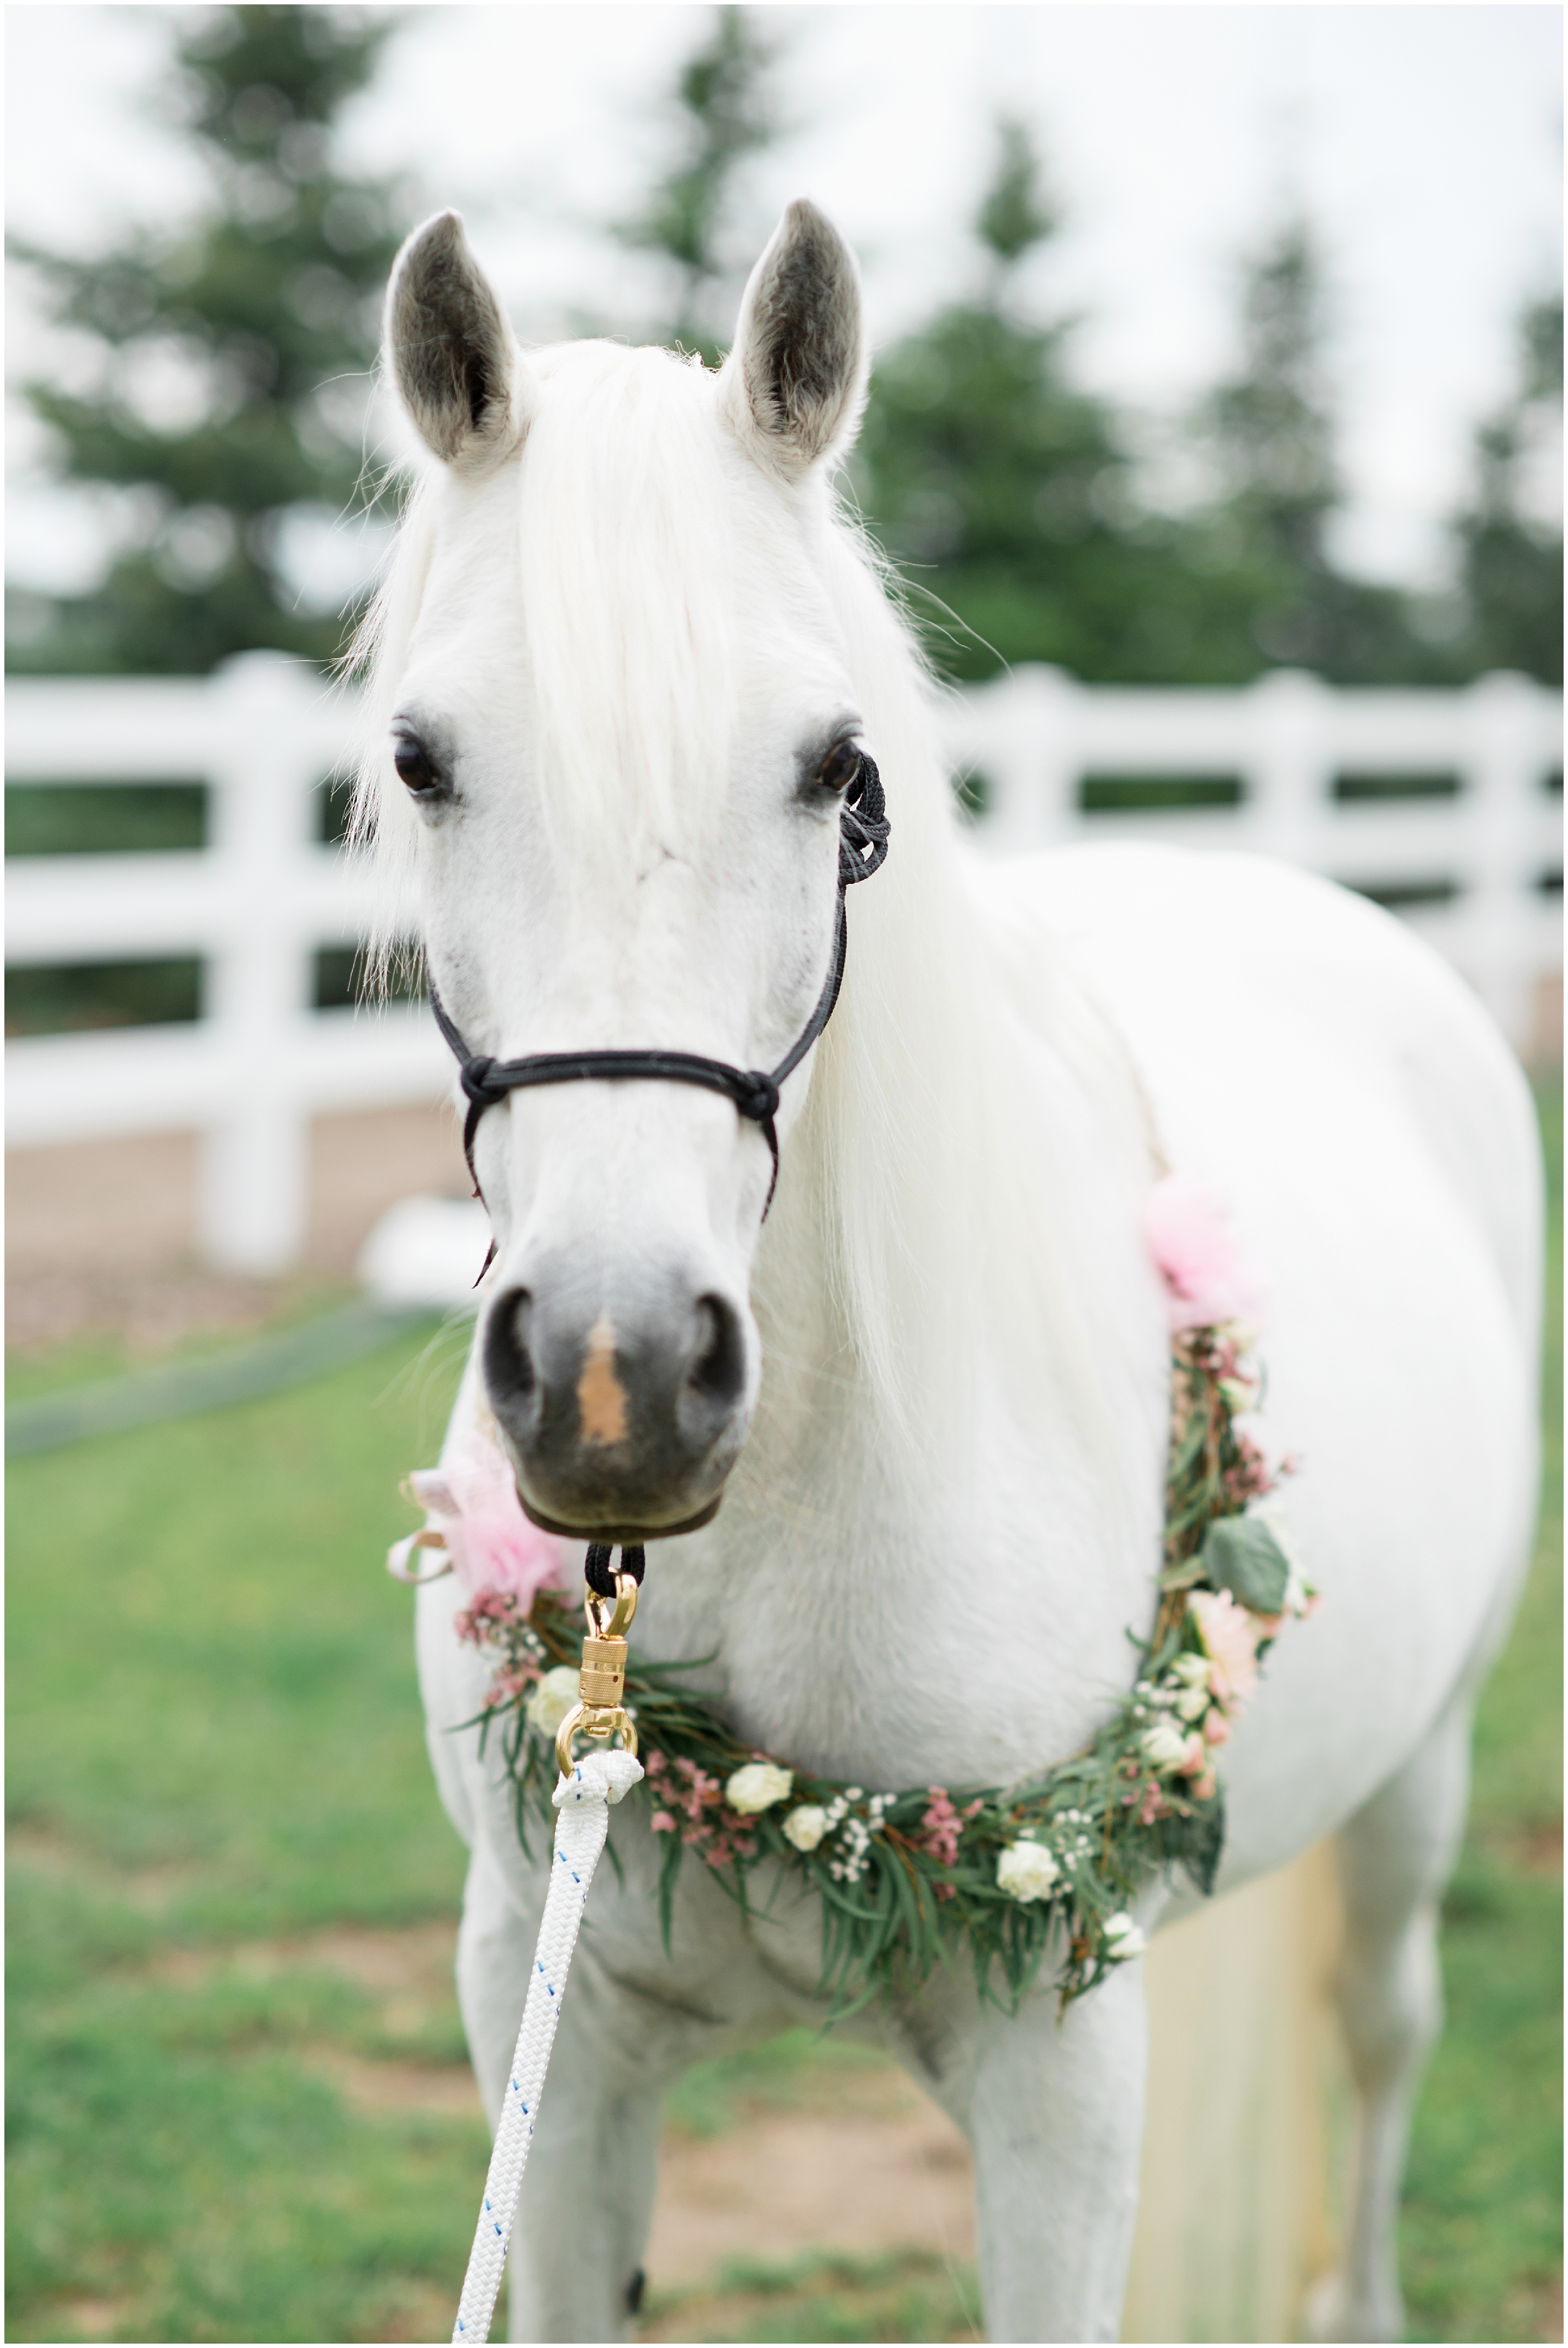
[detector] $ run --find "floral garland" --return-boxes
[395,1176,1315,2014]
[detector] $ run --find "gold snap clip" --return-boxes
[554,1571,640,1775]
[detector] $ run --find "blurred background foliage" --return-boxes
[6,3,1562,691]
[8,6,405,676]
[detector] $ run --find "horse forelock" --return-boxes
[354,341,771,895]
[516,341,744,863]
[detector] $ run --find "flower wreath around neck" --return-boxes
[389,1174,1316,2014]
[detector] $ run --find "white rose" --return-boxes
[725,1761,794,1815]
[526,1665,581,1738]
[1103,1912,1147,1961]
[1175,1684,1210,1723]
[1141,1721,1190,1772]
[1170,1652,1211,1689]
[783,1803,829,1851]
[996,1841,1060,1903]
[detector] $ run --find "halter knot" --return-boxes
[461,1056,506,1109]
[732,1071,781,1125]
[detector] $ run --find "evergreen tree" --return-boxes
[1194,218,1430,683]
[1448,290,1562,684]
[854,120,1261,684]
[615,6,781,361]
[8,5,406,676]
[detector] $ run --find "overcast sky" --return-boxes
[6,2,1562,603]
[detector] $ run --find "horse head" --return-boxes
[371,201,871,1541]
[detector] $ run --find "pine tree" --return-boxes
[1195,218,1428,683]
[854,120,1259,685]
[615,6,781,361]
[1449,290,1562,684]
[8,5,406,676]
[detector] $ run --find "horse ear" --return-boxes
[385,211,532,470]
[720,200,866,474]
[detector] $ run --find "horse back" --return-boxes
[988,840,1542,1352]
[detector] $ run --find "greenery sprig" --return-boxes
[458,1322,1309,2014]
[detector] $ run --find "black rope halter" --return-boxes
[430,753,887,1216]
[428,753,889,1594]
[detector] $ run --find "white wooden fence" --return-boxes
[6,653,1560,1273]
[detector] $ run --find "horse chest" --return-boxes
[630,1505,1155,1795]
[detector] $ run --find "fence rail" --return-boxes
[7,654,1560,1272]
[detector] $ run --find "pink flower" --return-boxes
[1144,1174,1269,1334]
[1188,1588,1262,1713]
[911,1786,983,1870]
[1203,1708,1232,1746]
[1175,1733,1208,1778]
[1137,1782,1170,1825]
[650,1810,677,1834]
[1189,1766,1218,1801]
[454,1588,526,1645]
[407,1426,571,1605]
[484,1661,543,1708]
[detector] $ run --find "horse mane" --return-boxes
[348,339,1157,1520]
[764,524,1155,1507]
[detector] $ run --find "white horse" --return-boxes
[356,203,1541,2343]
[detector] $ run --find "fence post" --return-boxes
[1246,669,1335,865]
[973,665,1081,853]
[1461,670,1554,1049]
[198,654,320,1273]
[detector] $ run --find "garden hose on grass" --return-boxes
[6,1299,431,1456]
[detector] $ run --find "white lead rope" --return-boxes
[452,1748,645,2344]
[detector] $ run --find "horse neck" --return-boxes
[750,847,1157,1486]
[692,809,1169,1780]
[721,551,1167,1674]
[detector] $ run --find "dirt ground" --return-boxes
[147,1911,976,2300]
[6,1102,469,1353]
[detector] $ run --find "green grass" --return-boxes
[1399,1078,1563,2346]
[6,1085,1560,2342]
[7,1322,484,2343]
[641,2248,980,2343]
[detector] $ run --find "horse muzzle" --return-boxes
[480,1261,756,1540]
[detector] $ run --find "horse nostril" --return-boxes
[484,1286,537,1407]
[687,1292,746,1415]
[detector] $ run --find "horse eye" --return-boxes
[818,741,861,795]
[393,735,442,796]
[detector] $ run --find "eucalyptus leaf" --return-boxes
[1200,1512,1290,1615]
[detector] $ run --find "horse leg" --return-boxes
[454,1839,664,2344]
[898,1953,1149,2343]
[1310,1691,1475,2342]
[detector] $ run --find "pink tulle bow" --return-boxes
[1143,1173,1270,1334]
[398,1426,572,1604]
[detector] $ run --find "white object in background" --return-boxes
[359,1193,492,1310]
